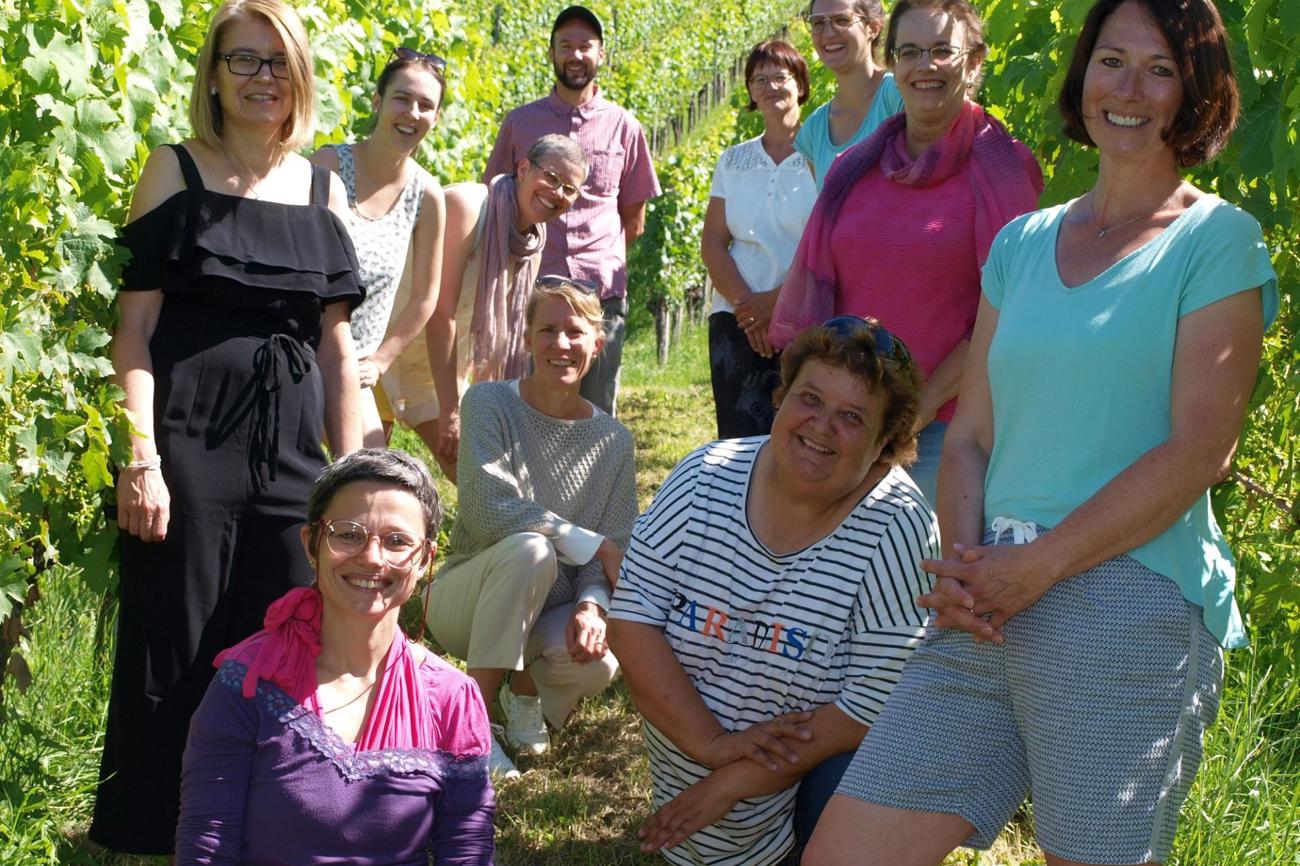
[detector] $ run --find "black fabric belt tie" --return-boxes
[206,333,313,491]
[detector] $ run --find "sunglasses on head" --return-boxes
[392,46,448,77]
[821,316,913,367]
[535,274,600,295]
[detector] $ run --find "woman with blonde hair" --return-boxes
[424,276,637,778]
[93,0,362,852]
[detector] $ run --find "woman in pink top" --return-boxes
[772,0,1042,504]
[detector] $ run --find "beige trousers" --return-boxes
[424,532,619,728]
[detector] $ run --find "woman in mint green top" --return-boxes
[795,0,904,189]
[805,2,1278,865]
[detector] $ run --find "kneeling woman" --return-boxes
[424,278,638,777]
[177,449,494,865]
[609,318,938,866]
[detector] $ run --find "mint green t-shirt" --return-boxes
[795,72,904,190]
[982,195,1279,649]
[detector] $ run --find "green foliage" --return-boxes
[0,0,808,688]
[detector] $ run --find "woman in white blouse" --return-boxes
[701,40,818,438]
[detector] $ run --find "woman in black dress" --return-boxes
[91,0,363,853]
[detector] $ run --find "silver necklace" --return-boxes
[1089,184,1181,239]
[220,143,278,200]
[320,678,376,715]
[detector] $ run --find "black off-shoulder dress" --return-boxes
[89,144,364,854]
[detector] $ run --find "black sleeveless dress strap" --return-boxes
[168,142,204,191]
[310,162,331,206]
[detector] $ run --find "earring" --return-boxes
[211,86,218,95]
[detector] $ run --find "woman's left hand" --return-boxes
[356,356,384,389]
[734,291,780,358]
[638,773,738,853]
[921,541,1062,631]
[566,602,608,663]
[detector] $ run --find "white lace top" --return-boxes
[707,136,817,315]
[336,143,424,356]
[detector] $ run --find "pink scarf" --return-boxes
[213,586,434,751]
[770,100,1043,348]
[469,174,546,381]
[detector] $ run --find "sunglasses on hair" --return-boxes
[535,274,600,295]
[392,46,448,76]
[822,316,913,367]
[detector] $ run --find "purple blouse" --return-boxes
[176,651,495,865]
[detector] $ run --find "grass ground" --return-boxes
[1,323,1295,865]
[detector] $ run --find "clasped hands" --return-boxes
[638,711,814,853]
[917,540,1062,643]
[733,290,780,358]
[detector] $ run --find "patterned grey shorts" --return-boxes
[836,526,1224,864]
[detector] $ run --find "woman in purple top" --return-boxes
[177,449,494,865]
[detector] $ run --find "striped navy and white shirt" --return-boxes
[610,438,938,866]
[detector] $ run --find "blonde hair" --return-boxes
[525,279,606,341]
[190,0,316,153]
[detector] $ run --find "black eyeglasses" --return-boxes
[220,52,291,79]
[536,274,599,294]
[822,316,913,367]
[392,46,448,77]
[528,159,582,198]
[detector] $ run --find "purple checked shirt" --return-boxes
[482,86,661,301]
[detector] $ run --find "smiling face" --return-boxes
[371,65,442,153]
[524,294,603,390]
[1080,1,1183,167]
[809,0,879,72]
[892,7,980,128]
[214,15,292,134]
[304,481,432,627]
[770,359,890,490]
[549,20,604,92]
[515,154,585,225]
[748,61,802,117]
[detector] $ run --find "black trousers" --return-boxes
[709,311,782,439]
[89,319,322,854]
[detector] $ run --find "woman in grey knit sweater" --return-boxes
[423,277,637,777]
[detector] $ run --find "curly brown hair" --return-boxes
[772,320,923,467]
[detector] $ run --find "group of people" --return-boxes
[94,0,1278,864]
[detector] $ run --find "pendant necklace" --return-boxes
[221,143,278,200]
[1090,184,1182,239]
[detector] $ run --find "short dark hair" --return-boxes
[744,40,810,111]
[772,323,923,468]
[306,449,442,551]
[806,0,887,60]
[1057,0,1238,167]
[884,0,988,89]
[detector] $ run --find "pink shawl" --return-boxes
[469,174,546,381]
[213,586,435,751]
[770,100,1043,348]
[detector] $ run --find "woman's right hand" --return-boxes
[435,409,460,462]
[117,465,171,542]
[699,710,814,771]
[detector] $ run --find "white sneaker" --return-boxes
[488,731,520,781]
[500,681,550,756]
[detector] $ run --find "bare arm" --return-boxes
[637,704,866,854]
[700,196,775,357]
[317,302,362,456]
[426,185,482,463]
[619,200,647,245]
[915,338,970,430]
[368,176,445,376]
[924,288,1266,628]
[608,619,812,770]
[112,146,186,542]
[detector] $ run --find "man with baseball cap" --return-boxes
[483,5,661,417]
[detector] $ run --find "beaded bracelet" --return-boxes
[123,456,162,472]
